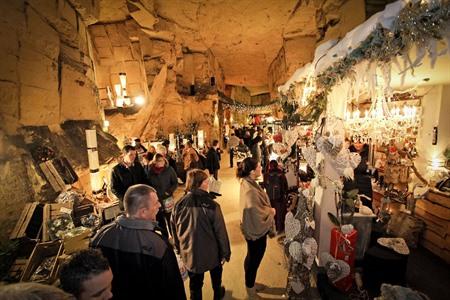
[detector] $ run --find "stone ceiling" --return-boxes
[96,0,352,90]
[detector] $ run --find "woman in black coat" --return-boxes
[146,153,178,237]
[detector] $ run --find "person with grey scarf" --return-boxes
[237,158,275,299]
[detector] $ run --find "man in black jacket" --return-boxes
[110,145,147,210]
[206,140,221,180]
[91,184,186,300]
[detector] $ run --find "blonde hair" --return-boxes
[155,144,167,155]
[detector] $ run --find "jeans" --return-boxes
[188,264,223,300]
[244,234,267,288]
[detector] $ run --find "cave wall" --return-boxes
[89,16,224,142]
[0,0,102,135]
[0,0,106,242]
[267,0,366,97]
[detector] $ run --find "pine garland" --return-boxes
[280,0,450,124]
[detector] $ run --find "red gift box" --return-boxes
[330,227,358,292]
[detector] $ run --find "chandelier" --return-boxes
[345,88,420,142]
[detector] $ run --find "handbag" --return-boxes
[162,196,174,213]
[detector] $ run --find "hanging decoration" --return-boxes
[279,0,450,123]
[219,91,279,114]
[285,187,317,298]
[345,82,421,142]
[221,100,279,114]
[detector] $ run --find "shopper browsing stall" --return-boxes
[237,158,276,299]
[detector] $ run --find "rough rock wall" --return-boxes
[0,0,102,135]
[89,13,224,142]
[268,0,366,96]
[0,130,45,241]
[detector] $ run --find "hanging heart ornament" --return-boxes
[302,237,318,270]
[302,146,317,168]
[285,212,301,241]
[290,277,305,294]
[320,252,351,283]
[289,241,303,262]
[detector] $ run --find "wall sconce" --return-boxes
[110,73,135,108]
[119,72,127,89]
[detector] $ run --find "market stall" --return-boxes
[278,0,450,298]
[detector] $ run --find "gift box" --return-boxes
[330,227,357,292]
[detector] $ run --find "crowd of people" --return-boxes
[0,128,377,300]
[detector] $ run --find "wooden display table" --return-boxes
[414,189,450,263]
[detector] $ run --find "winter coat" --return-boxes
[91,215,186,300]
[239,177,275,240]
[145,163,178,202]
[251,143,261,162]
[110,161,147,208]
[344,155,373,200]
[263,168,288,202]
[206,147,221,174]
[170,189,231,274]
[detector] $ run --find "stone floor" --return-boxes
[173,159,289,300]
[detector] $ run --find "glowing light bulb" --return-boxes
[134,96,145,106]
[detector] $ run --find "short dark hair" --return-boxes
[134,138,141,143]
[236,157,258,178]
[212,140,219,147]
[124,184,157,215]
[268,160,278,170]
[122,145,135,154]
[59,249,110,298]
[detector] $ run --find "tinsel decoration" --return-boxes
[221,100,278,114]
[280,0,450,123]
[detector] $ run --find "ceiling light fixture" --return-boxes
[345,76,420,142]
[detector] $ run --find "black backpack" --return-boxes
[266,172,283,201]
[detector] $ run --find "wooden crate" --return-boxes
[63,227,92,255]
[39,161,66,192]
[427,189,450,209]
[9,202,43,240]
[97,201,121,222]
[8,259,28,281]
[21,241,63,284]
[415,190,450,263]
[42,203,73,242]
[416,198,450,220]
